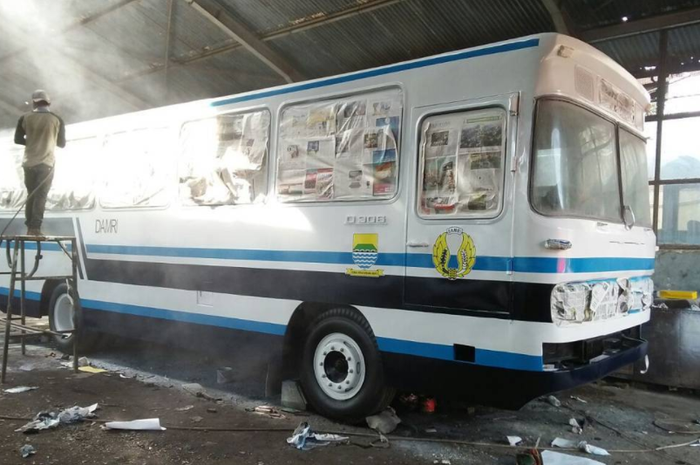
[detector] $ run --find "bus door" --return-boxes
[404,94,519,316]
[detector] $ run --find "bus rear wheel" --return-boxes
[300,308,394,423]
[48,283,99,353]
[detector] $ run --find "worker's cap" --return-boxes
[31,89,50,104]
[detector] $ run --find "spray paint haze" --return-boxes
[0,0,178,130]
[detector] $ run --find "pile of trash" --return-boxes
[286,422,349,450]
[16,404,99,433]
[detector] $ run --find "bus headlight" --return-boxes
[551,277,653,325]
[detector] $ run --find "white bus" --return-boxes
[0,33,654,421]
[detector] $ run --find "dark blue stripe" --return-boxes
[377,337,543,371]
[83,299,287,336]
[210,39,540,107]
[0,286,542,370]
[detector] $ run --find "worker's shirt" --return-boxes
[14,107,66,168]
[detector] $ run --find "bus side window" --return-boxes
[418,108,506,218]
[47,137,100,211]
[0,140,26,211]
[101,128,173,209]
[178,110,270,206]
[276,88,403,202]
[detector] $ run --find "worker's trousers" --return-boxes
[23,163,54,229]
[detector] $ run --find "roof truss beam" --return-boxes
[184,0,304,83]
[581,7,700,43]
[541,0,571,35]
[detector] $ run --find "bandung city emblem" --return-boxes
[347,233,383,277]
[433,227,476,280]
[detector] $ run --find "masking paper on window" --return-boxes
[46,138,98,211]
[101,128,173,208]
[0,137,26,210]
[179,110,270,206]
[277,89,402,202]
[420,109,505,216]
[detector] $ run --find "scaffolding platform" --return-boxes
[0,235,81,382]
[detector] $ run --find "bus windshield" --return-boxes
[531,99,651,227]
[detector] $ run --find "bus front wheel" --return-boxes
[300,308,394,423]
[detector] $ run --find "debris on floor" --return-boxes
[16,404,98,433]
[570,396,588,403]
[78,357,90,367]
[421,397,436,413]
[18,363,35,372]
[19,444,36,458]
[104,418,166,431]
[174,405,194,412]
[366,407,401,434]
[540,450,605,465]
[547,395,561,408]
[516,448,542,465]
[397,393,419,411]
[181,382,220,401]
[569,417,584,434]
[507,435,523,446]
[246,405,286,419]
[286,422,348,450]
[3,386,38,394]
[551,438,609,456]
[78,366,108,374]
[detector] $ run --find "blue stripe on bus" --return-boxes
[376,337,543,372]
[0,287,42,300]
[512,257,655,273]
[0,286,542,370]
[210,38,540,107]
[86,244,654,274]
[2,241,68,252]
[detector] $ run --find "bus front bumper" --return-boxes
[382,336,647,409]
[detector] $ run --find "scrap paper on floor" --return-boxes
[541,451,605,465]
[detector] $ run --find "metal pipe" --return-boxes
[652,30,668,234]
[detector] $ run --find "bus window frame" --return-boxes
[177,106,273,209]
[99,126,175,211]
[528,96,650,227]
[415,104,509,222]
[47,135,102,213]
[273,84,405,206]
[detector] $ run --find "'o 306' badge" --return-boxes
[432,227,476,280]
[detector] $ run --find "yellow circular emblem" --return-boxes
[432,227,476,280]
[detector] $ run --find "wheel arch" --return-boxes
[40,279,63,317]
[281,302,371,379]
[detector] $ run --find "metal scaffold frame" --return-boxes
[0,235,81,382]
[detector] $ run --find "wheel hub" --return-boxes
[313,333,366,401]
[54,293,75,337]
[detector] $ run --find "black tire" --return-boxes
[48,283,99,353]
[300,308,395,423]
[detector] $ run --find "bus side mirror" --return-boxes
[622,205,636,230]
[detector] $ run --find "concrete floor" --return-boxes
[1,324,700,464]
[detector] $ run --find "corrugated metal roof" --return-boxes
[0,0,698,129]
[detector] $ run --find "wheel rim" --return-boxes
[53,293,75,337]
[313,332,366,401]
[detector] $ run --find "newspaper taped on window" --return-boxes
[419,109,506,216]
[277,89,402,202]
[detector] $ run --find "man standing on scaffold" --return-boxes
[14,90,66,237]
